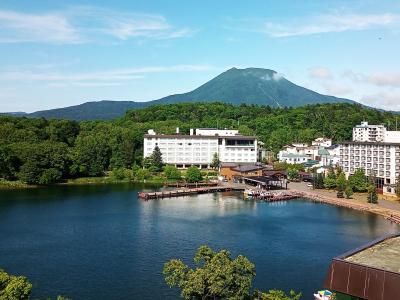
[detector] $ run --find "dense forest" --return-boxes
[0,102,398,185]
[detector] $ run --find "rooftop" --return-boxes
[324,233,400,300]
[344,235,400,273]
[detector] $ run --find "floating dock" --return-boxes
[138,186,244,200]
[245,191,302,202]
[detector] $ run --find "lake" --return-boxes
[0,183,398,299]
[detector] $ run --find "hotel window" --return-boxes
[386,171,391,177]
[386,165,390,170]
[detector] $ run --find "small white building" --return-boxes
[312,137,332,148]
[143,128,258,168]
[279,153,309,164]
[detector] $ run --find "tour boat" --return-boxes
[313,290,332,300]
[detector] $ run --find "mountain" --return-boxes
[3,67,356,120]
[154,67,354,107]
[29,101,148,121]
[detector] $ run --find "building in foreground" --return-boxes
[340,122,400,196]
[324,233,400,300]
[143,128,258,168]
[219,162,270,181]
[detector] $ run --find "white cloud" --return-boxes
[361,92,400,110]
[309,67,333,79]
[260,72,284,81]
[0,7,194,44]
[0,64,216,86]
[226,13,400,38]
[321,82,353,96]
[0,10,82,44]
[345,70,400,88]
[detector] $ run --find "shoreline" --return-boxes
[293,189,400,225]
[0,178,165,190]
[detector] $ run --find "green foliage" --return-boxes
[254,289,302,300]
[287,168,299,181]
[210,153,220,169]
[111,168,132,181]
[185,166,203,183]
[163,165,182,180]
[0,269,32,300]
[396,174,400,200]
[2,102,399,185]
[163,245,256,300]
[324,168,337,189]
[336,173,346,198]
[273,162,304,171]
[313,173,325,189]
[345,185,353,199]
[151,146,164,172]
[367,184,378,204]
[70,133,111,177]
[348,169,368,192]
[135,169,151,181]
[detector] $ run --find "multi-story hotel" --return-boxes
[143,128,258,168]
[340,122,400,196]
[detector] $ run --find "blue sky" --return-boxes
[1,0,400,112]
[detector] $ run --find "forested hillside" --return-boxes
[0,102,397,185]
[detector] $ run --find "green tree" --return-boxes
[0,145,18,180]
[336,173,346,198]
[345,185,353,199]
[348,169,368,192]
[0,269,32,300]
[185,166,203,183]
[164,165,182,180]
[163,245,256,300]
[324,168,337,189]
[151,146,164,172]
[396,174,400,200]
[313,173,325,189]
[135,168,150,181]
[367,184,378,204]
[287,168,299,181]
[254,289,302,300]
[70,133,111,177]
[210,153,220,170]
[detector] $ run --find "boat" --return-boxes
[243,189,255,199]
[313,290,333,300]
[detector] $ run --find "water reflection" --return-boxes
[0,184,399,300]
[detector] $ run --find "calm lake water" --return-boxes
[0,183,399,300]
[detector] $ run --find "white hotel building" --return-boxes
[340,122,400,196]
[143,128,258,168]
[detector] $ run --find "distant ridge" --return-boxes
[2,67,356,121]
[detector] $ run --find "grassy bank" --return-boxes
[0,179,32,189]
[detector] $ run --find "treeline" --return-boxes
[0,117,144,184]
[1,102,398,185]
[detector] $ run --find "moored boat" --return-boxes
[313,290,332,300]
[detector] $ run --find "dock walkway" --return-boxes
[138,186,244,200]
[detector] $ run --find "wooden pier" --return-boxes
[138,186,244,200]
